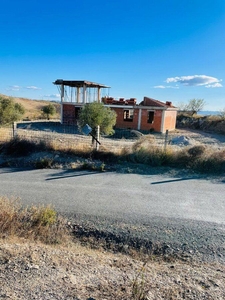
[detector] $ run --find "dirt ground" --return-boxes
[1,238,225,300]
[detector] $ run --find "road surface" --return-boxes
[1,167,225,262]
[0,167,224,224]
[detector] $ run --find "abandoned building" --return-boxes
[53,79,178,133]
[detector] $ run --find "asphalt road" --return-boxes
[0,167,224,225]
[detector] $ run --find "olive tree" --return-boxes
[0,96,25,125]
[42,103,56,120]
[78,102,117,137]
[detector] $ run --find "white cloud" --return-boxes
[165,75,223,88]
[205,82,223,88]
[7,85,21,91]
[154,85,166,89]
[26,86,42,90]
[154,85,179,89]
[44,94,60,98]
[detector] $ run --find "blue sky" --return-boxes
[0,0,225,110]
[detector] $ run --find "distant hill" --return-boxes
[0,94,60,120]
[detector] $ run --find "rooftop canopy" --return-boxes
[53,79,110,88]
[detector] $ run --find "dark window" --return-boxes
[148,111,154,123]
[123,109,134,122]
[75,107,81,119]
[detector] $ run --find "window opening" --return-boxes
[75,107,81,120]
[124,109,134,122]
[148,111,155,124]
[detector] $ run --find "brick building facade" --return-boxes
[53,80,177,133]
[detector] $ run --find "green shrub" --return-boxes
[0,96,25,125]
[35,157,54,168]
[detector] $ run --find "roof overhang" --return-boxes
[53,79,110,88]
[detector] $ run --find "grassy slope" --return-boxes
[0,94,60,120]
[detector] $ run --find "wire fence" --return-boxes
[2,120,215,153]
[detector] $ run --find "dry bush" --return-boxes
[188,145,206,157]
[130,135,169,166]
[48,139,92,154]
[195,149,225,173]
[2,137,50,156]
[132,135,155,152]
[0,196,70,244]
[0,196,21,236]
[170,145,225,173]
[127,146,172,167]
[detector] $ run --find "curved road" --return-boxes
[0,168,224,224]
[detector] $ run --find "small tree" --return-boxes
[78,102,117,138]
[42,104,56,120]
[0,96,25,125]
[182,99,206,116]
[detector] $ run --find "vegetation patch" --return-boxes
[177,113,225,134]
[0,134,225,174]
[0,196,69,244]
[0,137,50,156]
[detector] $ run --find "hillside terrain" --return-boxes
[0,94,60,120]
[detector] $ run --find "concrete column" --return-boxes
[97,88,101,102]
[138,108,142,130]
[61,84,64,102]
[83,84,86,103]
[77,87,80,103]
[60,84,64,124]
[160,110,166,133]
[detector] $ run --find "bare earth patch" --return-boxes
[1,239,225,300]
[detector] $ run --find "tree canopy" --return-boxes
[178,99,205,116]
[0,96,25,125]
[42,103,56,120]
[78,102,117,136]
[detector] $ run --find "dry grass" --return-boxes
[1,133,225,173]
[0,196,70,244]
[122,136,225,173]
[13,96,60,120]
[0,127,14,142]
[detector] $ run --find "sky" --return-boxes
[0,0,225,110]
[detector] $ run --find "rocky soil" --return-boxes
[1,238,225,300]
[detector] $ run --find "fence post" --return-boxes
[13,122,17,138]
[164,129,169,151]
[96,125,100,151]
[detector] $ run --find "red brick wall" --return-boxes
[112,107,139,129]
[163,110,177,132]
[62,104,76,124]
[140,109,162,131]
[111,107,163,132]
